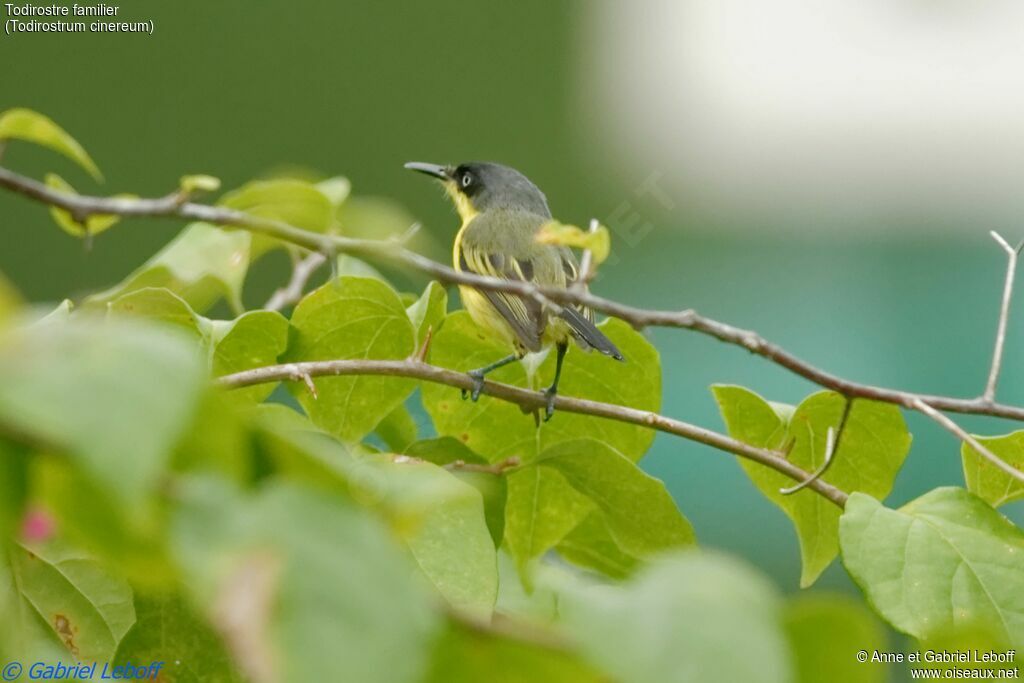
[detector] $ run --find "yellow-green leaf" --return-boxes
[961,431,1024,507]
[535,221,610,265]
[179,174,221,194]
[0,108,102,181]
[713,386,911,587]
[44,174,130,238]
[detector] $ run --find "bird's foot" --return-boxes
[462,370,486,402]
[543,386,558,422]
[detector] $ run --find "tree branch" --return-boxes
[263,251,327,312]
[983,231,1023,402]
[3,164,1022,423]
[216,358,849,508]
[2,163,1023,484]
[909,398,1024,486]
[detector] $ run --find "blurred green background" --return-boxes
[2,0,1022,603]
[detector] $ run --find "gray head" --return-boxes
[404,161,551,219]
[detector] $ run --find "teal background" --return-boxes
[3,0,1022,612]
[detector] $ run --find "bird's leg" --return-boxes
[463,353,520,401]
[542,342,569,421]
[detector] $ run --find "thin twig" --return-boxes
[780,397,854,495]
[909,398,1024,485]
[217,358,849,508]
[983,231,1023,402]
[3,164,1022,423]
[263,251,327,311]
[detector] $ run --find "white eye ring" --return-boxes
[461,174,472,188]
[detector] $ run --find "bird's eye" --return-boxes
[461,173,472,188]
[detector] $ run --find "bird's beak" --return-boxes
[404,161,450,180]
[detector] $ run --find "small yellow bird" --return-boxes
[405,161,624,420]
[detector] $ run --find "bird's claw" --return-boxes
[462,371,485,402]
[543,386,557,422]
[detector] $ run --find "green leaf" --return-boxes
[0,318,206,503]
[839,488,1024,647]
[422,312,660,462]
[783,594,887,683]
[44,174,130,238]
[220,178,332,257]
[210,310,288,405]
[424,620,606,683]
[713,386,911,586]
[284,276,416,442]
[557,551,792,683]
[386,459,498,617]
[88,222,250,314]
[172,478,441,683]
[538,438,695,558]
[179,174,221,194]
[0,108,101,180]
[962,431,1024,507]
[9,539,134,663]
[405,437,506,545]
[114,592,243,682]
[107,287,288,405]
[220,178,332,232]
[406,281,447,346]
[374,403,418,452]
[556,511,640,579]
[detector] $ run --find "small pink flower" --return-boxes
[20,507,56,542]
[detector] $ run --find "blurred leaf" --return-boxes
[34,457,172,588]
[919,621,1018,675]
[557,551,791,683]
[385,458,498,617]
[961,431,1024,507]
[535,220,610,265]
[44,174,130,238]
[839,488,1024,647]
[179,174,221,194]
[88,222,250,314]
[713,386,911,586]
[423,312,660,462]
[405,437,506,544]
[9,539,134,663]
[538,438,695,557]
[285,276,416,442]
[256,414,498,612]
[424,620,605,683]
[220,178,332,232]
[374,403,418,452]
[220,178,332,257]
[337,195,416,241]
[0,318,206,503]
[316,176,351,208]
[114,591,243,683]
[493,550,562,623]
[172,478,441,683]
[783,594,886,683]
[0,108,101,180]
[406,281,447,346]
[0,271,21,325]
[556,511,639,580]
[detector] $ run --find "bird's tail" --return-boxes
[558,307,625,361]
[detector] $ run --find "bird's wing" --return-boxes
[456,212,557,352]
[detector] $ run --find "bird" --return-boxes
[404,161,624,420]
